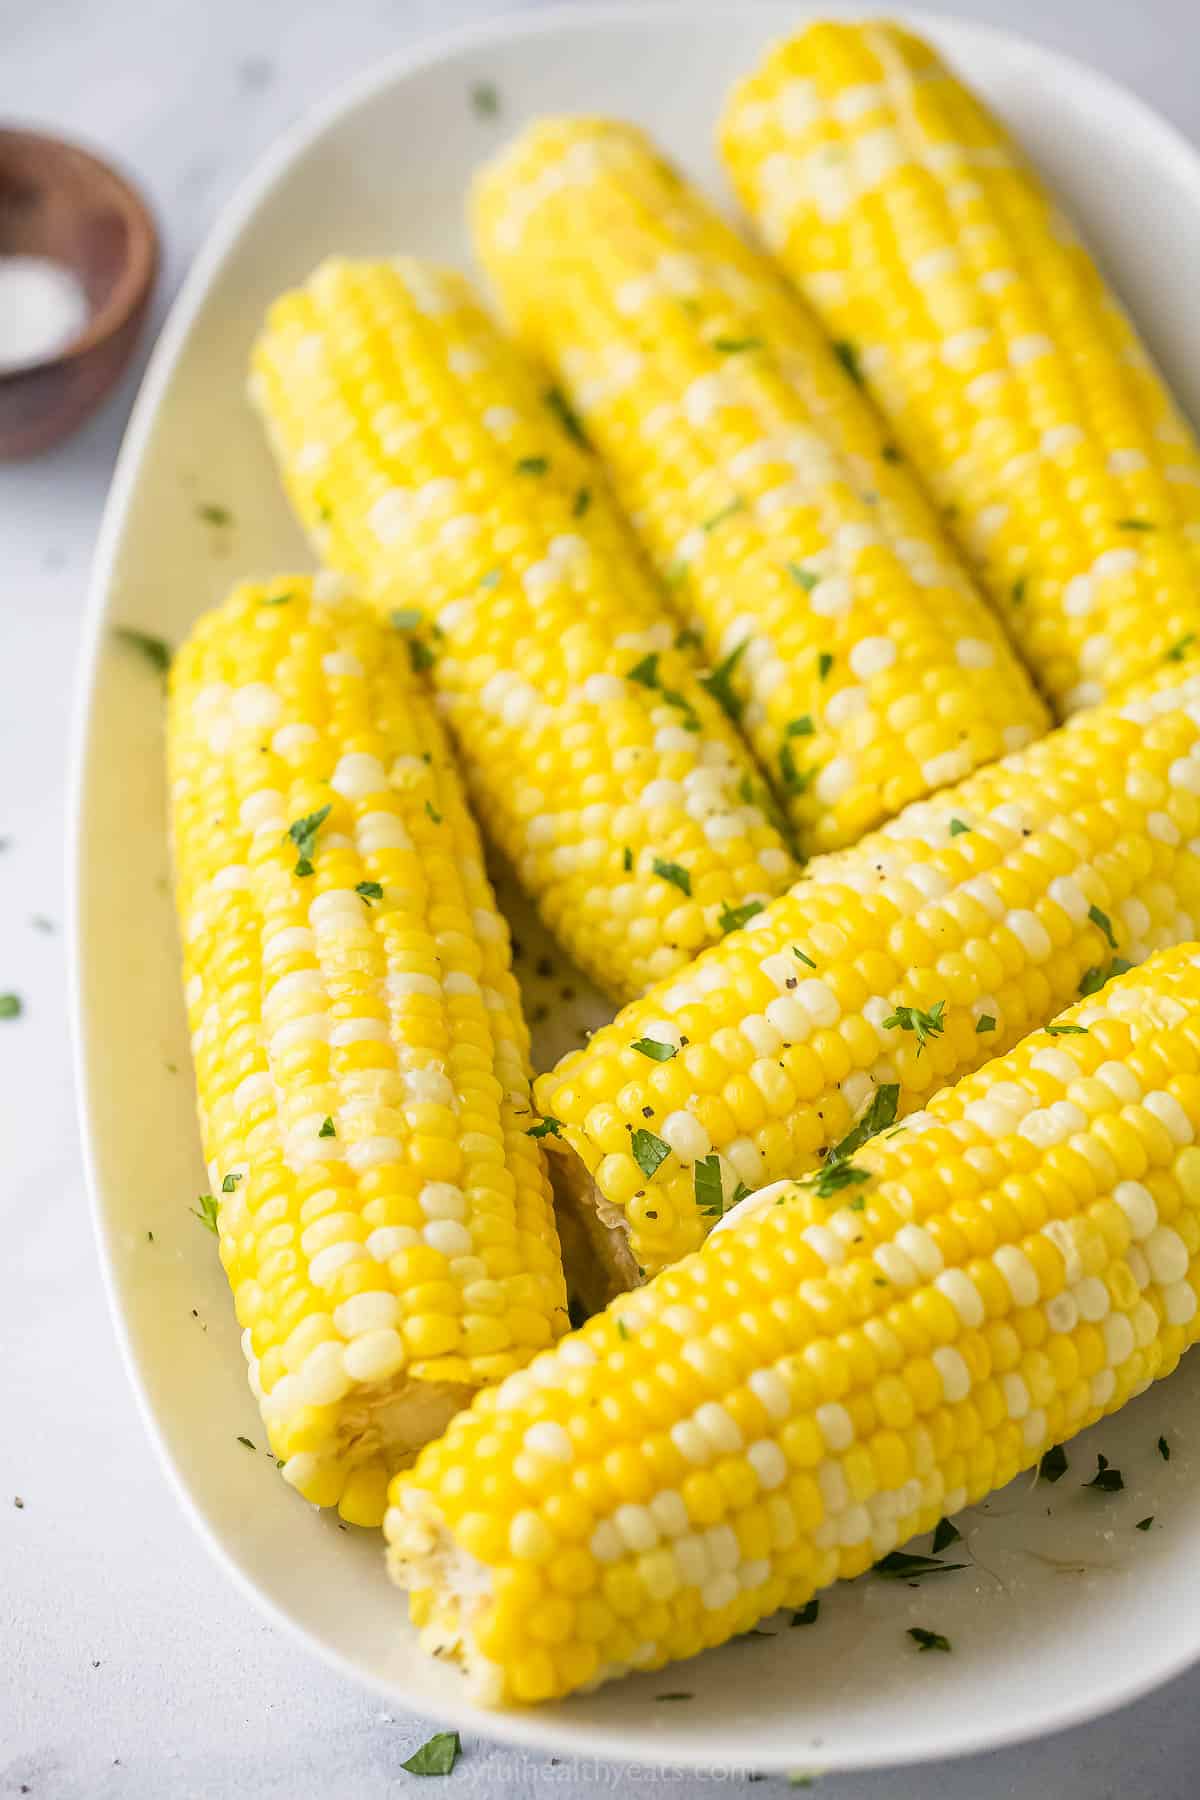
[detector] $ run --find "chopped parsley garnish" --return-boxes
[788,562,819,592]
[527,1116,562,1139]
[949,818,970,836]
[931,1517,961,1555]
[875,1551,965,1579]
[286,804,331,878]
[479,568,501,589]
[626,652,660,688]
[1039,1444,1068,1483]
[622,846,634,872]
[791,1599,820,1626]
[675,626,704,651]
[114,626,171,674]
[544,384,588,446]
[261,590,293,606]
[572,486,591,518]
[700,639,749,723]
[318,1116,336,1139]
[1078,957,1132,997]
[701,496,746,533]
[652,858,692,896]
[1088,904,1118,949]
[425,799,442,824]
[833,339,863,385]
[1046,1022,1088,1036]
[828,1083,899,1163]
[882,999,946,1052]
[197,502,231,526]
[882,444,902,464]
[1158,1435,1171,1461]
[817,651,834,681]
[694,1153,726,1218]
[516,455,548,476]
[908,1627,951,1653]
[470,80,500,117]
[391,608,424,631]
[401,1730,461,1776]
[1117,517,1152,530]
[1136,1516,1154,1531]
[1011,576,1027,604]
[407,637,436,674]
[718,898,764,936]
[616,1319,630,1340]
[631,1128,671,1179]
[220,1172,242,1194]
[778,741,815,795]
[976,1014,996,1034]
[1085,1453,1123,1492]
[236,1435,255,1450]
[787,715,815,737]
[793,947,816,968]
[632,1037,677,1061]
[713,335,762,354]
[356,880,383,904]
[655,1692,694,1703]
[191,1193,219,1234]
[809,1160,870,1201]
[0,993,22,1020]
[1167,633,1196,663]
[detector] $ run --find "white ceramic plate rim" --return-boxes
[68,2,1200,1771]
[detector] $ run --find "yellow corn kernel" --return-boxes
[169,577,568,1522]
[537,661,1200,1278]
[385,944,1200,1704]
[250,259,796,1002]
[722,21,1200,712]
[473,118,1046,854]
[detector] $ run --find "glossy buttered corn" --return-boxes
[386,943,1200,1705]
[721,20,1200,713]
[473,119,1046,853]
[169,578,567,1524]
[250,259,795,1004]
[535,663,1200,1282]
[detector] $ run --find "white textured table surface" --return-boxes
[5,1,1200,1794]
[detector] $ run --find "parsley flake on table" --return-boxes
[882,999,946,1052]
[401,1730,461,1775]
[874,1550,965,1580]
[652,858,691,896]
[197,502,232,526]
[236,1435,255,1451]
[1039,1444,1068,1483]
[932,1517,961,1555]
[114,626,171,674]
[791,1599,820,1626]
[908,1627,951,1653]
[1158,1435,1171,1461]
[470,81,500,117]
[631,1036,677,1061]
[191,1193,219,1234]
[0,993,22,1020]
[1136,1516,1155,1532]
[631,1128,670,1179]
[1085,1453,1123,1492]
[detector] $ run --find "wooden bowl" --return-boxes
[0,128,158,458]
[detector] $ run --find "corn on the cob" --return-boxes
[721,20,1200,714]
[387,942,1200,1704]
[169,577,568,1525]
[250,259,796,1003]
[472,119,1046,854]
[535,663,1200,1284]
